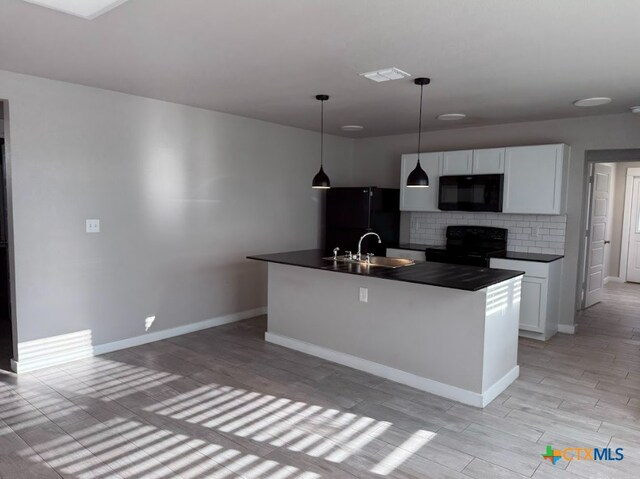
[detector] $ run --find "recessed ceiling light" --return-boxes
[341,125,364,132]
[573,97,612,107]
[437,113,466,121]
[20,0,130,19]
[359,68,411,83]
[631,106,640,114]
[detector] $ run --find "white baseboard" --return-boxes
[266,332,516,408]
[518,327,559,341]
[557,323,577,335]
[481,366,519,407]
[12,307,266,374]
[518,329,546,341]
[605,276,625,284]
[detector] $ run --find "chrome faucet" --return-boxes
[357,232,382,261]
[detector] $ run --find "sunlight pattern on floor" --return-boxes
[371,430,436,475]
[1,355,437,478]
[144,382,409,471]
[12,416,324,478]
[5,305,640,478]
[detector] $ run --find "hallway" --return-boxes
[577,282,640,340]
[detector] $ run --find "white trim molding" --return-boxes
[11,307,266,373]
[481,366,520,407]
[620,167,640,283]
[604,276,625,285]
[557,323,578,335]
[266,332,518,408]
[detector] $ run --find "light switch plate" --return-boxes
[86,219,100,233]
[359,287,368,303]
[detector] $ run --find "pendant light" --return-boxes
[312,94,331,189]
[406,78,431,188]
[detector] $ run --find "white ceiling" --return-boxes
[1,0,639,137]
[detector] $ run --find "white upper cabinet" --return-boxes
[399,144,568,214]
[439,148,505,176]
[440,150,473,176]
[400,153,442,211]
[503,144,568,215]
[472,148,505,174]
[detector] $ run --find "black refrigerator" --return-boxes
[324,187,400,257]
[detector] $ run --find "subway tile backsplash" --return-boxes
[409,212,566,255]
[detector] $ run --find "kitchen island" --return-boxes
[248,250,524,407]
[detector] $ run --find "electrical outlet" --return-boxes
[86,219,100,233]
[533,227,540,239]
[359,287,368,303]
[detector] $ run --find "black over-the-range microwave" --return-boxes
[438,174,504,212]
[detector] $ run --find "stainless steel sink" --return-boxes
[323,256,415,269]
[366,256,415,268]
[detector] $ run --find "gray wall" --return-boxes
[3,66,640,356]
[352,113,640,327]
[0,70,355,353]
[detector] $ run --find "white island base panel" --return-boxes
[265,263,522,408]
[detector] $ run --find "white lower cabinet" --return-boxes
[386,249,562,341]
[490,257,562,340]
[518,276,546,332]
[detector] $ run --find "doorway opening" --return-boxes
[0,100,14,371]
[580,158,640,324]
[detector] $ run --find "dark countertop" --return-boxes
[247,249,524,292]
[397,243,437,251]
[495,251,564,263]
[396,243,563,263]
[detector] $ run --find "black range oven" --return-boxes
[425,226,508,267]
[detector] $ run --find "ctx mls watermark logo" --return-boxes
[542,445,624,464]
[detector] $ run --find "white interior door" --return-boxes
[585,164,612,307]
[627,177,640,283]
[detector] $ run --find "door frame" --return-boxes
[582,162,613,308]
[0,99,17,367]
[578,150,640,312]
[620,168,640,282]
[579,162,594,309]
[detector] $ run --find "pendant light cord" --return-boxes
[320,98,324,167]
[417,83,423,163]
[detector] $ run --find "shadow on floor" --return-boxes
[0,318,12,372]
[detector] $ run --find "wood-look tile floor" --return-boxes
[2,283,640,478]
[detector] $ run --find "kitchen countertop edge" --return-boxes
[396,243,564,263]
[248,249,524,292]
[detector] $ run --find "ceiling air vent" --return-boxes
[359,68,411,83]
